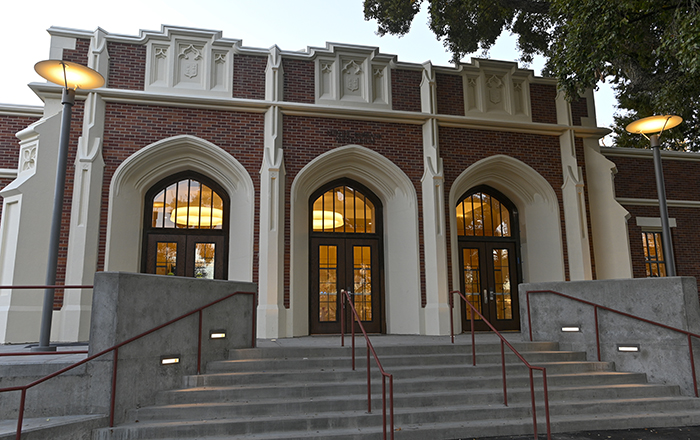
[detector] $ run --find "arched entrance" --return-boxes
[308,179,384,334]
[141,171,229,279]
[456,185,521,331]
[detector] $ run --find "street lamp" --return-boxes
[625,115,683,277]
[33,60,104,351]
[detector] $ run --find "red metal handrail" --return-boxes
[0,289,257,440]
[339,289,394,440]
[526,289,700,397]
[450,290,551,440]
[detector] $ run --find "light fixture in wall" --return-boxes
[561,326,581,332]
[312,210,344,229]
[617,344,640,353]
[170,206,224,227]
[160,355,181,365]
[210,330,227,339]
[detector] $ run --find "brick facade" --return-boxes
[436,73,465,116]
[530,83,558,124]
[107,42,147,90]
[391,69,422,112]
[233,54,267,100]
[283,59,315,104]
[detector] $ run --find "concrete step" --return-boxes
[91,335,700,440]
[207,350,588,372]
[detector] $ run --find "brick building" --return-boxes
[0,25,696,344]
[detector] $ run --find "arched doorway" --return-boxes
[308,179,384,334]
[141,171,229,279]
[456,186,521,331]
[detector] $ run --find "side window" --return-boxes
[642,231,667,277]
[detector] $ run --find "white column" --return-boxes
[256,47,287,338]
[556,92,592,280]
[56,29,110,342]
[418,63,451,335]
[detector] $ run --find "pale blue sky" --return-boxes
[2,0,616,138]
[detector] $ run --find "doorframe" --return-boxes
[456,185,523,331]
[307,178,386,334]
[141,170,230,279]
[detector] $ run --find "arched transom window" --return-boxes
[311,185,376,233]
[150,178,224,229]
[456,192,511,237]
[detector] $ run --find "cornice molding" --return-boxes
[617,197,700,208]
[602,146,700,162]
[0,104,43,118]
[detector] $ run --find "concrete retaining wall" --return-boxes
[519,277,700,396]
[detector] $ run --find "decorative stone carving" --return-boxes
[486,75,504,105]
[21,146,36,171]
[315,44,392,109]
[144,26,238,98]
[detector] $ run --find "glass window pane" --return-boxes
[491,198,502,237]
[311,185,376,234]
[482,194,493,237]
[353,246,372,321]
[152,179,224,230]
[152,190,165,228]
[156,242,177,275]
[462,248,482,320]
[194,243,215,279]
[642,231,667,277]
[163,183,177,228]
[493,248,512,320]
[319,245,337,322]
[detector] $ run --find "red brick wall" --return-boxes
[0,115,38,169]
[440,128,569,287]
[610,153,700,284]
[233,54,267,100]
[391,69,422,112]
[282,115,426,307]
[571,97,588,126]
[530,83,558,124]
[54,102,85,308]
[98,103,265,284]
[107,42,146,90]
[62,38,90,65]
[283,59,315,104]
[436,73,464,116]
[611,155,700,202]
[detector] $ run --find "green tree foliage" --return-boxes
[364,0,700,150]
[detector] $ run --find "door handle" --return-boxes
[483,289,488,304]
[489,290,495,301]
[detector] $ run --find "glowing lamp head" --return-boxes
[625,115,682,135]
[313,210,344,230]
[170,207,224,227]
[34,60,105,90]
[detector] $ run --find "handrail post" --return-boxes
[341,290,345,347]
[15,388,26,440]
[197,310,203,375]
[382,377,387,439]
[501,340,508,406]
[449,291,454,344]
[367,341,371,413]
[594,306,601,361]
[110,347,119,427]
[471,308,476,366]
[390,375,395,440]
[689,334,698,397]
[530,369,537,439]
[542,368,551,439]
[527,291,533,341]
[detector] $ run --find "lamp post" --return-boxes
[32,60,104,351]
[625,115,683,277]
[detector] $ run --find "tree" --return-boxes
[364,0,700,151]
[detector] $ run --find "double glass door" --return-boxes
[310,237,381,334]
[459,241,519,331]
[146,234,224,279]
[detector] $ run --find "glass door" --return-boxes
[310,237,381,334]
[459,241,519,331]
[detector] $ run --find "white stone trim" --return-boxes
[288,145,421,336]
[105,135,255,282]
[617,198,700,208]
[636,217,677,229]
[449,155,565,292]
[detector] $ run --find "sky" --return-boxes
[1,0,616,141]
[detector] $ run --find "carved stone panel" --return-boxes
[144,28,236,98]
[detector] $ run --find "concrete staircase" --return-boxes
[91,334,700,439]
